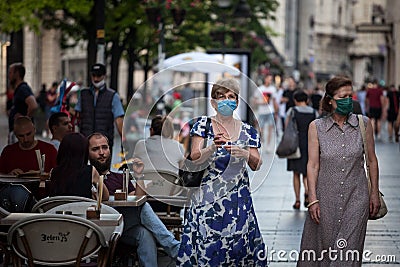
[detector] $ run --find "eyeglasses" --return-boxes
[215,93,237,101]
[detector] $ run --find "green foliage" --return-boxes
[0,0,92,33]
[0,0,281,73]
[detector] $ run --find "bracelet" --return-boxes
[307,200,320,208]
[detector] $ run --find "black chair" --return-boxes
[0,184,38,265]
[0,184,37,213]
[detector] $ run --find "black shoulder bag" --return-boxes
[179,117,211,187]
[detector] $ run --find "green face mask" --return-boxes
[335,97,353,115]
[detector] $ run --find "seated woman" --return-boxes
[48,132,109,201]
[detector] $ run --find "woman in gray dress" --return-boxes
[297,76,381,266]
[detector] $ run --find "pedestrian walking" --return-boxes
[366,80,385,140]
[7,63,38,144]
[286,90,318,209]
[177,78,266,266]
[297,76,381,266]
[385,84,399,142]
[251,74,277,153]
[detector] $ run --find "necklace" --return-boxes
[214,119,237,140]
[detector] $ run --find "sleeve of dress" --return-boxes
[247,124,261,149]
[190,116,208,138]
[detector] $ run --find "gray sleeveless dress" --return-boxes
[297,114,369,266]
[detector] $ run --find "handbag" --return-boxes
[358,115,388,220]
[179,118,211,187]
[276,108,301,159]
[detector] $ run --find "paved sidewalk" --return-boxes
[252,141,400,266]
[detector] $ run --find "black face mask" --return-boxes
[90,156,111,174]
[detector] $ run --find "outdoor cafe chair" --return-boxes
[0,206,11,266]
[31,195,96,213]
[7,214,109,267]
[141,169,182,196]
[142,170,184,240]
[46,202,124,266]
[0,184,37,213]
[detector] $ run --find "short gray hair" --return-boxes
[211,78,240,99]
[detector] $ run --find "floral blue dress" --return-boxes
[177,116,266,266]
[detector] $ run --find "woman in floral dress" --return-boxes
[177,78,266,266]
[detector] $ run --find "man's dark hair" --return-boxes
[11,63,25,79]
[150,115,174,138]
[48,112,68,134]
[293,90,309,103]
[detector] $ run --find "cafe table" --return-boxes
[102,195,147,207]
[147,195,189,207]
[0,212,123,227]
[0,174,41,184]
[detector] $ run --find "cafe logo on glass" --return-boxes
[41,232,70,243]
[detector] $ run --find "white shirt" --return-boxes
[254,84,277,115]
[133,135,185,175]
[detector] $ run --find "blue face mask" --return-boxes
[217,99,237,116]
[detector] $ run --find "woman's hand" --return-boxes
[224,145,249,160]
[369,191,381,218]
[131,158,144,175]
[213,133,229,148]
[308,202,320,224]
[10,168,24,175]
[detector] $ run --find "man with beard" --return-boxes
[87,133,180,266]
[8,63,38,144]
[0,116,57,175]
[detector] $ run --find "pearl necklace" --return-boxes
[214,119,237,141]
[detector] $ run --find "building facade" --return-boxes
[267,0,395,88]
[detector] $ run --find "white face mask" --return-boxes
[92,79,105,88]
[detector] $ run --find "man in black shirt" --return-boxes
[7,63,38,144]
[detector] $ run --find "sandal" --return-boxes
[292,201,300,210]
[304,194,309,208]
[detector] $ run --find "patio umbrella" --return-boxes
[159,52,240,75]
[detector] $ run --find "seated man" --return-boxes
[134,115,185,175]
[0,116,57,175]
[48,112,73,150]
[88,133,180,266]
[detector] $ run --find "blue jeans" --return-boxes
[119,224,158,267]
[140,203,181,258]
[118,202,180,264]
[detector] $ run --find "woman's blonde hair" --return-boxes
[211,78,240,99]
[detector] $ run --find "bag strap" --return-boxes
[203,117,211,149]
[290,108,298,130]
[358,114,372,191]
